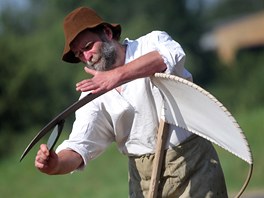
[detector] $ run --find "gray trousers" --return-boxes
[128,135,228,198]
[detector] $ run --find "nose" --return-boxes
[82,50,93,62]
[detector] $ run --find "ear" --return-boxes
[103,26,113,40]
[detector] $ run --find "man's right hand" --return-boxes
[35,144,59,175]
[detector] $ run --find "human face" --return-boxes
[70,29,117,71]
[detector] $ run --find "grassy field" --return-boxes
[0,107,263,197]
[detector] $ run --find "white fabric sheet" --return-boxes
[151,73,253,164]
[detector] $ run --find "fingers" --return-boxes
[76,67,98,92]
[35,144,50,169]
[34,144,60,175]
[76,79,95,92]
[84,66,96,75]
[76,81,103,94]
[76,67,118,94]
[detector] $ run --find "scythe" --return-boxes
[148,73,253,198]
[20,73,253,197]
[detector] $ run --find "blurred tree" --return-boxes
[0,0,82,156]
[0,0,263,158]
[206,0,264,20]
[200,0,264,112]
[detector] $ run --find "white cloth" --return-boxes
[56,31,192,168]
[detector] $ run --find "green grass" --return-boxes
[0,107,263,197]
[0,142,128,198]
[216,107,264,195]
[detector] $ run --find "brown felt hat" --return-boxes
[62,7,121,63]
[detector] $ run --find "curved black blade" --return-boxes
[20,92,104,162]
[47,120,65,151]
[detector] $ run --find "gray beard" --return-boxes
[86,41,117,71]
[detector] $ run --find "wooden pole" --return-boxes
[148,119,169,198]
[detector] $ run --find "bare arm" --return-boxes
[35,144,83,175]
[76,51,166,93]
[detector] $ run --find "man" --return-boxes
[35,7,228,197]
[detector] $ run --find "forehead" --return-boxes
[70,29,100,49]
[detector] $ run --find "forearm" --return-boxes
[51,149,83,175]
[76,51,167,93]
[115,51,166,84]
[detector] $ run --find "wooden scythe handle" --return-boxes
[148,119,169,198]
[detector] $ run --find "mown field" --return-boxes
[0,107,263,198]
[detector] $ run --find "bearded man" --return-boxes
[35,7,227,198]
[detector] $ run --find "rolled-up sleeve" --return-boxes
[148,31,193,81]
[56,94,114,170]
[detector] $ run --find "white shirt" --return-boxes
[56,31,192,168]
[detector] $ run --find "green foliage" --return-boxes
[0,0,263,194]
[207,48,264,113]
[0,1,84,156]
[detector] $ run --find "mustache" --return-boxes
[86,41,117,71]
[86,54,101,68]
